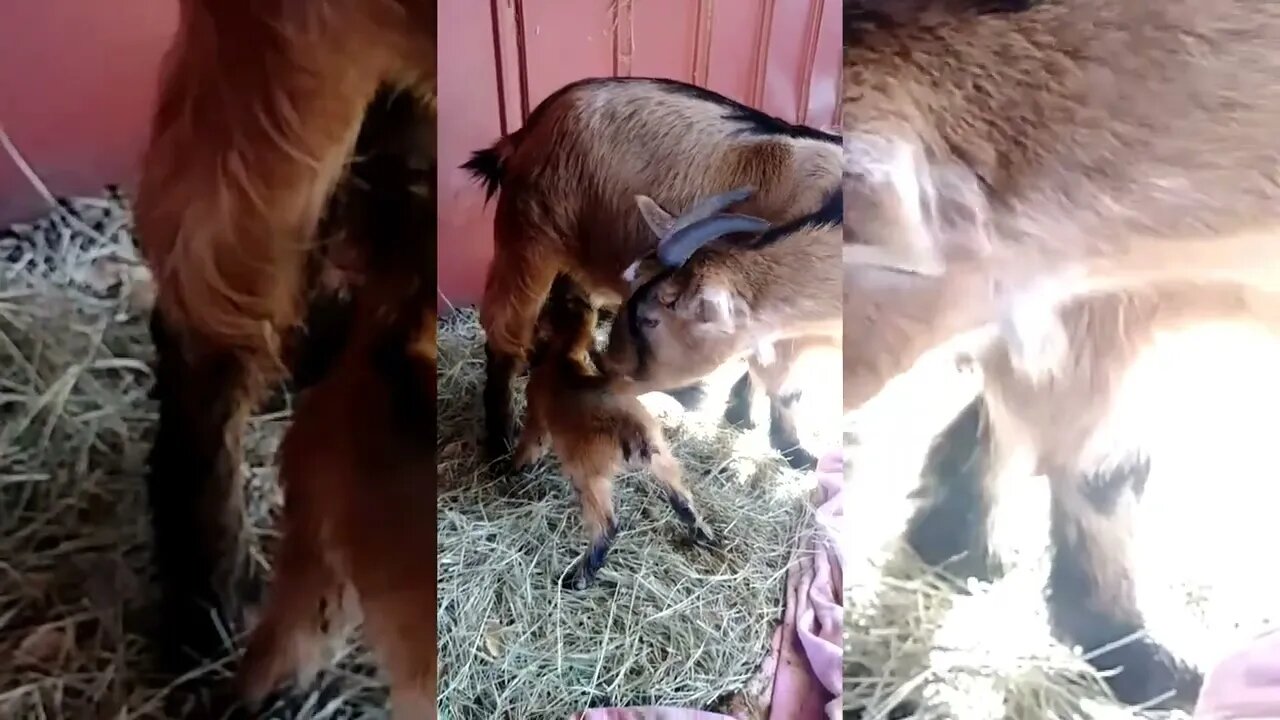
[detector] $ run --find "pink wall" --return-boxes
[437,0,842,309]
[0,1,178,225]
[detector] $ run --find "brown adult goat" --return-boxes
[133,0,435,673]
[906,278,1280,709]
[514,285,718,590]
[601,187,843,468]
[839,0,1280,413]
[461,77,841,462]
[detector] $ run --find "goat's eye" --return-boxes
[640,316,659,329]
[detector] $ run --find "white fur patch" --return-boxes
[997,275,1078,382]
[754,340,777,366]
[622,260,641,284]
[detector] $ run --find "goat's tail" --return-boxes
[461,131,522,202]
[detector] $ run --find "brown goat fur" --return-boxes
[908,279,1280,708]
[513,287,718,590]
[238,306,438,718]
[840,0,1280,411]
[134,0,435,670]
[464,77,840,458]
[238,69,438,716]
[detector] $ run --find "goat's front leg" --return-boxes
[647,450,718,548]
[146,312,269,671]
[904,396,1004,581]
[563,470,619,590]
[1047,457,1202,710]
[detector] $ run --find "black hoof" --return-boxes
[1094,636,1203,710]
[781,446,818,472]
[562,566,595,591]
[690,523,721,550]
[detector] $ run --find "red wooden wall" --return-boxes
[436,0,843,309]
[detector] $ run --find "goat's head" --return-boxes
[603,187,771,393]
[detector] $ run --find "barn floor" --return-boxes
[434,308,828,719]
[842,324,1280,719]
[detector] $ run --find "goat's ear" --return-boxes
[687,285,739,335]
[635,195,676,238]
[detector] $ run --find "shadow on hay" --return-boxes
[435,308,813,718]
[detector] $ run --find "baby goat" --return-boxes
[237,78,437,719]
[603,187,842,468]
[514,286,718,590]
[462,76,840,461]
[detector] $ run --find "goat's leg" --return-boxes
[480,238,560,460]
[237,519,350,708]
[723,370,758,429]
[357,592,437,720]
[510,413,549,472]
[564,471,619,590]
[145,312,270,671]
[769,389,819,471]
[1046,458,1202,709]
[648,451,718,548]
[904,396,1003,580]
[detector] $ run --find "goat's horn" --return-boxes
[657,213,772,267]
[668,186,757,237]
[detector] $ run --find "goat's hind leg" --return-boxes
[480,230,560,461]
[648,450,718,548]
[1047,458,1202,709]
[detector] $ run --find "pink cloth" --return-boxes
[1194,628,1280,719]
[572,450,845,720]
[766,449,844,719]
[574,710,735,720]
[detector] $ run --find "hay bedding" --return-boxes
[0,191,398,718]
[0,188,815,717]
[435,309,815,719]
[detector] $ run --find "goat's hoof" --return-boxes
[1094,637,1202,710]
[781,446,818,472]
[561,568,595,591]
[690,524,721,550]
